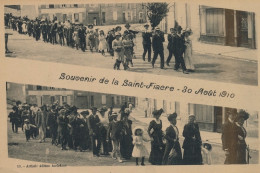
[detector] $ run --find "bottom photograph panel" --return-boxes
[6,82,259,166]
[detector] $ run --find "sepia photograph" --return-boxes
[4,2,258,86]
[6,82,259,166]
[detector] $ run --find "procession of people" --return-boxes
[5,13,195,73]
[8,98,250,166]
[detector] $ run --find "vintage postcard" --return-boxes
[0,0,260,173]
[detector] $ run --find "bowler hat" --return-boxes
[110,112,118,117]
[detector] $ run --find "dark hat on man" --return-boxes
[115,26,122,30]
[70,106,78,112]
[125,23,130,27]
[168,112,177,121]
[235,110,249,121]
[176,25,182,31]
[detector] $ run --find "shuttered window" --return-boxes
[206,8,224,35]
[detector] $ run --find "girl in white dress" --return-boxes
[183,28,195,72]
[132,127,150,166]
[98,30,107,56]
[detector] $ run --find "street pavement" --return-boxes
[5,27,258,86]
[7,108,259,166]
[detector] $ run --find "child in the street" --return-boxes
[201,141,212,165]
[23,119,36,142]
[132,126,149,166]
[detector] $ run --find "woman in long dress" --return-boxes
[162,113,182,165]
[183,28,195,72]
[120,108,133,160]
[235,110,249,164]
[148,109,165,165]
[182,114,203,165]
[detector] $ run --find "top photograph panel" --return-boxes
[4,3,258,86]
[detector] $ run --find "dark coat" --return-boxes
[234,124,247,164]
[142,31,152,45]
[172,34,185,56]
[182,123,202,165]
[167,34,175,50]
[46,111,58,128]
[87,114,100,136]
[152,33,165,52]
[107,120,123,140]
[57,115,68,135]
[222,120,237,150]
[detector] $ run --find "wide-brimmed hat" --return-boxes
[168,112,177,121]
[125,23,130,27]
[133,126,144,135]
[183,28,192,34]
[24,119,29,123]
[235,110,249,121]
[88,24,93,28]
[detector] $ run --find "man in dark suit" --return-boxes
[46,105,58,145]
[162,113,182,165]
[166,28,176,66]
[142,23,152,62]
[78,24,86,52]
[173,26,188,74]
[222,111,238,164]
[152,27,165,69]
[87,107,101,157]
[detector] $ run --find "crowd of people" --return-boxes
[9,99,217,165]
[5,13,195,73]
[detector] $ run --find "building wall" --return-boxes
[38,3,147,25]
[21,5,38,19]
[4,6,21,16]
[6,83,26,103]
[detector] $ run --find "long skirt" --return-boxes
[120,134,133,159]
[149,142,165,165]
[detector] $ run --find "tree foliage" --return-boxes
[145,3,169,29]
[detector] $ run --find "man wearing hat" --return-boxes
[166,28,177,66]
[172,25,189,74]
[57,109,69,150]
[221,110,237,164]
[46,105,58,145]
[123,23,139,40]
[142,23,152,62]
[87,106,101,156]
[79,110,91,151]
[152,27,165,69]
[162,113,182,165]
[78,23,86,52]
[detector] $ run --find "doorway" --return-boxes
[236,11,249,47]
[225,9,235,46]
